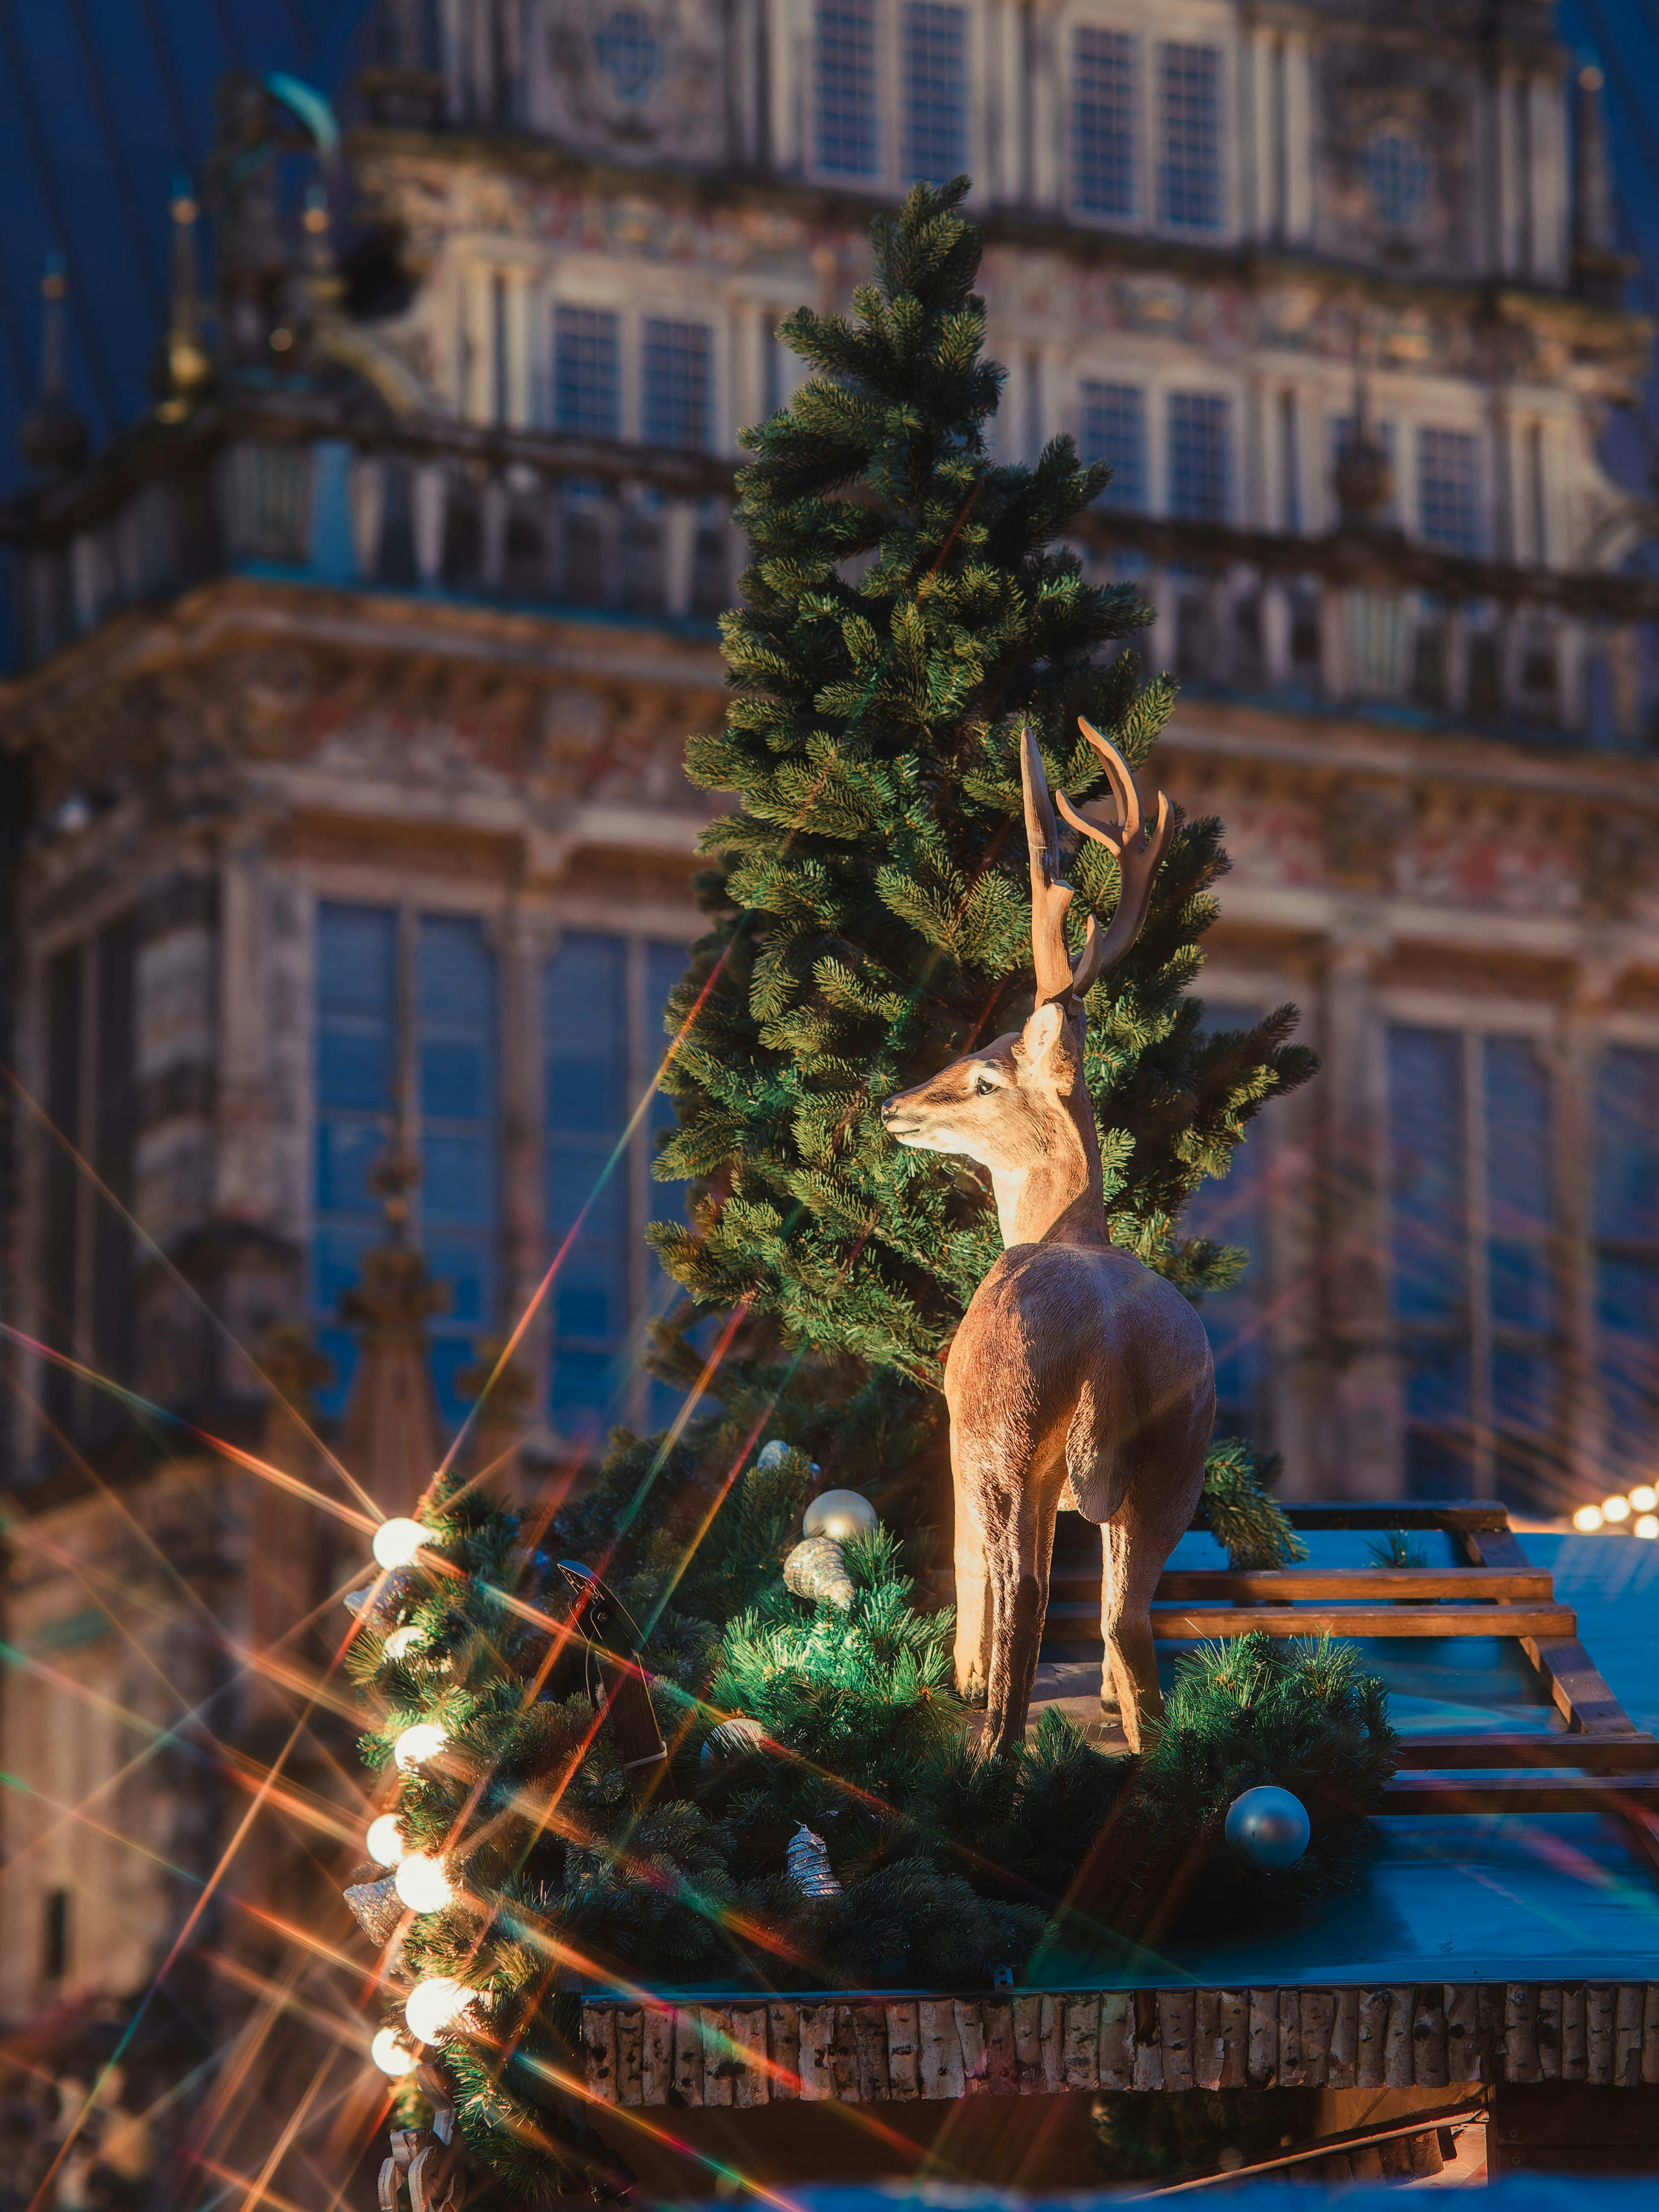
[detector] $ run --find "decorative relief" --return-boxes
[535,0,726,167]
[1395,800,1582,914]
[1316,44,1477,277]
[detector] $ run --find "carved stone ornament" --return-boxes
[881,722,1213,1758]
[538,0,725,166]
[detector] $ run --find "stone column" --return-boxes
[1555,958,1618,1506]
[1316,927,1403,1497]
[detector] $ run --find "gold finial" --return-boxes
[157,178,212,423]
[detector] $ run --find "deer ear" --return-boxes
[1018,998,1071,1074]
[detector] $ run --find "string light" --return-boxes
[1638,1516,1659,1541]
[371,2029,418,2077]
[373,1517,430,1570]
[393,1722,448,1770]
[1603,1495,1632,1523]
[1573,1504,1605,1532]
[1632,1486,1659,1514]
[366,1814,407,1867]
[383,1626,423,1662]
[394,1851,455,1913]
[405,1976,473,2043]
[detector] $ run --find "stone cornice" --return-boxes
[350,126,1648,358]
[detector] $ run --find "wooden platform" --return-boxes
[1043,1499,1659,1810]
[581,1982,1659,2107]
[579,1505,1659,2113]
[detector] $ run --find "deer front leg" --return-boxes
[952,1484,991,1705]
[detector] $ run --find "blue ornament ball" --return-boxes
[1224,1785,1310,1869]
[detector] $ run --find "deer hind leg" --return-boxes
[1101,1513,1163,1753]
[982,1483,1060,1759]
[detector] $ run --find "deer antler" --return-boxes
[1053,716,1173,1000]
[1021,726,1092,1007]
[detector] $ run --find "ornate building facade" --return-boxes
[0,0,1657,2088]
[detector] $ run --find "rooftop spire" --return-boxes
[19,254,89,476]
[156,177,212,424]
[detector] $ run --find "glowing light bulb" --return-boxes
[383,1626,423,1662]
[1604,1495,1632,1523]
[1637,1515,1659,1541]
[394,1851,455,1913]
[373,1517,429,1570]
[366,1814,406,1867]
[371,2028,418,2076]
[1631,1485,1658,1514]
[1573,1504,1605,1532]
[405,1976,472,2043]
[393,1722,448,1771]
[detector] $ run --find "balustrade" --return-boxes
[5,414,1652,753]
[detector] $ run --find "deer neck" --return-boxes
[990,1083,1106,1250]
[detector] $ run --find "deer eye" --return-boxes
[973,1075,996,1096]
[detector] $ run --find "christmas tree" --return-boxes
[644,177,1314,1554]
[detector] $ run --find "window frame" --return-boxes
[1381,1010,1562,1503]
[1061,0,1237,239]
[537,279,728,451]
[802,0,985,194]
[1069,363,1240,521]
[308,898,504,1431]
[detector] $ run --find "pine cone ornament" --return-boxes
[785,1823,841,1897]
[783,1536,854,1610]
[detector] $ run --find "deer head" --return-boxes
[880,719,1171,1249]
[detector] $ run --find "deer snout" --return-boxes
[879,1094,922,1141]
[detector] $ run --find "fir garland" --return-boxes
[349,1454,1395,2199]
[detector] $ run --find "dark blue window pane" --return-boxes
[318,906,398,1015]
[1167,393,1229,523]
[317,1029,395,1112]
[815,0,880,178]
[1388,1027,1466,1323]
[1400,1338,1471,1498]
[1157,41,1223,232]
[1081,382,1146,512]
[316,1122,385,1215]
[901,1,967,183]
[1488,1238,1547,1330]
[1492,1345,1552,1436]
[1484,1036,1550,1234]
[421,1040,486,1121]
[423,1133,490,1220]
[1596,1048,1659,1241]
[312,905,399,1415]
[545,934,632,1433]
[552,1349,624,1423]
[416,916,499,1427]
[1182,1004,1266,1439]
[1073,26,1137,218]
[546,935,628,1132]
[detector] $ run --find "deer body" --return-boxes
[882,724,1215,1757]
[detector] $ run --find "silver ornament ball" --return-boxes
[1224,1785,1310,1869]
[802,1488,878,1543]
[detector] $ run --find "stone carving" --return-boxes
[537,0,726,166]
[881,724,1214,1757]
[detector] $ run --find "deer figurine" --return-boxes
[880,720,1215,1757]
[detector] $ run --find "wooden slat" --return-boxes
[1384,1772,1659,1811]
[1051,1567,1556,1605]
[1282,1501,1510,1530]
[1137,1603,1576,1639]
[1393,1731,1659,1772]
[1525,1638,1640,1735]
